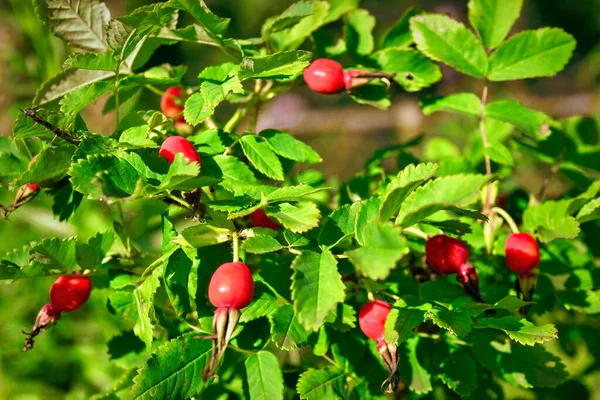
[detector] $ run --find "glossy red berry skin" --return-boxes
[359,300,391,343]
[425,234,469,275]
[161,86,185,121]
[505,233,540,273]
[250,209,279,230]
[303,59,345,94]
[208,262,254,310]
[159,136,201,164]
[50,275,92,313]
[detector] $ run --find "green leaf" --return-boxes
[488,28,576,81]
[31,237,78,273]
[474,316,558,345]
[438,347,477,396]
[268,303,310,350]
[346,223,406,280]
[213,154,258,191]
[243,235,284,254]
[576,197,600,223]
[69,155,139,199]
[261,130,322,164]
[164,248,192,320]
[484,100,551,139]
[468,0,523,49]
[493,295,529,311]
[240,282,279,323]
[395,174,490,227]
[325,303,357,332]
[60,80,114,115]
[34,68,114,106]
[62,51,117,71]
[297,367,346,400]
[291,249,346,332]
[348,81,391,109]
[240,135,284,181]
[266,185,328,202]
[371,48,442,92]
[410,14,488,78]
[382,7,422,49]
[472,336,568,388]
[384,303,428,345]
[239,51,311,81]
[45,0,111,53]
[266,202,321,233]
[420,93,481,117]
[426,308,472,337]
[405,336,432,394]
[17,144,74,187]
[119,126,159,148]
[355,197,381,245]
[271,2,329,51]
[76,231,115,270]
[245,351,284,400]
[379,163,439,221]
[522,200,580,242]
[485,141,514,166]
[345,9,375,57]
[179,223,232,248]
[184,92,213,126]
[165,0,230,36]
[131,332,213,399]
[318,202,361,247]
[133,266,162,349]
[262,1,317,40]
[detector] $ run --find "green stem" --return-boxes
[491,207,520,234]
[402,227,429,241]
[232,231,239,262]
[145,84,165,96]
[223,108,246,133]
[479,83,493,214]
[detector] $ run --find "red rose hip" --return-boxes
[250,209,279,230]
[425,234,469,275]
[161,86,185,121]
[159,136,201,164]
[505,233,540,273]
[359,300,391,343]
[208,262,254,310]
[50,275,92,312]
[303,59,345,94]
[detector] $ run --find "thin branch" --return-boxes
[20,109,80,145]
[479,84,493,213]
[491,207,520,234]
[535,155,563,203]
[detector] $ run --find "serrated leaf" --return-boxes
[131,332,213,399]
[438,347,477,396]
[69,155,139,199]
[119,126,158,148]
[318,202,361,247]
[62,51,117,71]
[419,279,473,308]
[164,248,192,320]
[179,223,232,248]
[213,154,258,191]
[165,0,230,36]
[420,93,481,117]
[240,135,284,180]
[243,235,284,254]
[522,200,580,242]
[266,202,321,233]
[34,68,114,106]
[475,316,558,345]
[241,282,279,323]
[405,336,432,394]
[262,1,316,40]
[494,295,529,310]
[345,9,375,57]
[291,249,346,332]
[379,163,439,221]
[245,351,284,400]
[271,1,329,51]
[484,100,551,139]
[133,266,162,349]
[485,141,514,166]
[355,197,381,246]
[261,129,322,164]
[426,308,472,337]
[384,304,427,345]
[184,92,213,126]
[472,336,568,388]
[346,223,406,280]
[325,303,357,332]
[268,303,309,350]
[239,50,311,81]
[265,185,328,202]
[396,174,490,227]
[348,81,391,109]
[46,0,110,52]
[16,144,75,187]
[297,367,346,400]
[576,197,600,223]
[59,80,114,115]
[488,28,576,81]
[372,48,442,92]
[31,237,78,272]
[468,0,523,49]
[382,7,422,49]
[410,14,488,78]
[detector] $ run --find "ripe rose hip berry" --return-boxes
[50,275,92,312]
[303,59,345,94]
[250,209,279,230]
[208,262,254,310]
[159,136,201,165]
[161,86,185,121]
[505,233,540,273]
[425,234,470,275]
[359,300,391,343]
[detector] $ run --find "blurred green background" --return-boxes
[0,0,598,399]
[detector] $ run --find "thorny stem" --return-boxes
[20,109,80,145]
[479,84,493,214]
[232,231,239,262]
[491,207,520,234]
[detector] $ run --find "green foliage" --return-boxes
[0,0,596,399]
